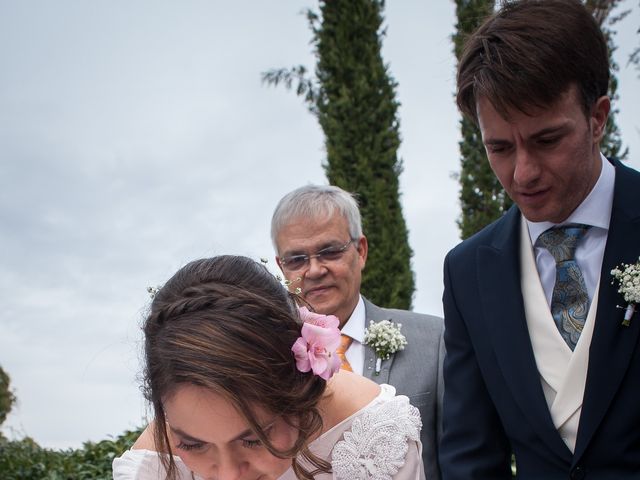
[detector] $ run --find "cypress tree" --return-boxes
[453,0,506,240]
[585,0,629,161]
[264,0,414,309]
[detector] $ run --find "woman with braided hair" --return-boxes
[113,255,425,480]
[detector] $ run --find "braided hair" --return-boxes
[143,255,330,479]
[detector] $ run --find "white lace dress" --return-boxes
[113,384,425,480]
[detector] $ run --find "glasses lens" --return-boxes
[282,240,352,270]
[318,240,352,262]
[319,247,346,262]
[283,255,307,271]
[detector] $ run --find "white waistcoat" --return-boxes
[519,219,600,452]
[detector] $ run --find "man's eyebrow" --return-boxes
[483,138,511,146]
[281,248,310,259]
[283,241,338,256]
[483,125,569,146]
[530,125,568,138]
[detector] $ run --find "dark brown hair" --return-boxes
[143,255,330,479]
[457,0,609,122]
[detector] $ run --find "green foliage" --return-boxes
[0,364,143,479]
[453,0,630,240]
[453,0,508,240]
[263,0,415,309]
[584,0,629,161]
[0,366,16,427]
[0,428,143,480]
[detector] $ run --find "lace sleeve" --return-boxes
[330,395,424,480]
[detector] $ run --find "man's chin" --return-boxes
[520,207,572,224]
[303,293,336,314]
[304,286,332,299]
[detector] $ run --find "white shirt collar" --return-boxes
[527,153,615,245]
[341,295,365,343]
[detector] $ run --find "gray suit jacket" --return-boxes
[361,297,444,480]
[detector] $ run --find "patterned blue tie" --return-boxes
[536,224,591,351]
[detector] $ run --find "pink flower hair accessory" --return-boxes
[291,306,342,380]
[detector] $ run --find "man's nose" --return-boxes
[305,255,327,278]
[513,148,541,187]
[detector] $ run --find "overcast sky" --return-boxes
[1,1,638,450]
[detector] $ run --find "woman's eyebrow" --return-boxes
[231,420,276,442]
[230,427,255,442]
[169,426,256,444]
[170,420,275,444]
[170,426,207,443]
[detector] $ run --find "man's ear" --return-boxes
[591,95,610,143]
[357,235,368,268]
[275,256,283,271]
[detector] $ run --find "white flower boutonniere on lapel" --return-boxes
[364,320,407,375]
[611,257,640,327]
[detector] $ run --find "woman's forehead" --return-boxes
[164,384,267,444]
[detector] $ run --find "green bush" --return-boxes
[0,366,16,427]
[0,428,143,480]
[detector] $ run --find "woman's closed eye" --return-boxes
[176,438,261,452]
[176,432,266,451]
[241,438,262,449]
[240,424,274,449]
[176,440,205,452]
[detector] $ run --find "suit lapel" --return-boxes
[478,207,573,463]
[574,162,640,461]
[362,298,395,383]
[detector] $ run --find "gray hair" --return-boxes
[271,184,363,251]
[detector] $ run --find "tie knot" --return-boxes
[537,224,591,263]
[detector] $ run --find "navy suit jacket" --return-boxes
[439,160,640,479]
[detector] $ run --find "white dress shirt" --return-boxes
[526,154,615,307]
[341,295,366,374]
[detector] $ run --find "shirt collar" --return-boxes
[527,153,615,245]
[341,294,365,343]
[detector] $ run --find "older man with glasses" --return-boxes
[271,184,445,480]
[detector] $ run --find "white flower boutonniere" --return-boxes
[364,320,407,375]
[611,257,640,327]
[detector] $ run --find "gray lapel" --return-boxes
[362,298,396,384]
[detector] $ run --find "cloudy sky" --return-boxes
[1,1,638,450]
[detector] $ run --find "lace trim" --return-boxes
[331,395,421,480]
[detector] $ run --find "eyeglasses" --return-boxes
[279,239,355,272]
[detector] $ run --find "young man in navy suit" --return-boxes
[440,1,640,479]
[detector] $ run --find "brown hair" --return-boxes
[143,255,330,479]
[457,0,609,122]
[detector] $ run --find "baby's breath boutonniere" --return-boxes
[364,320,407,375]
[611,257,640,327]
